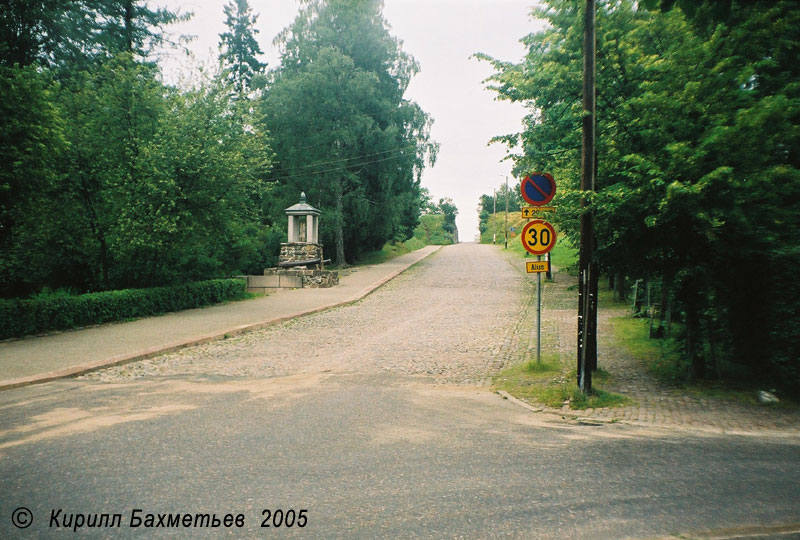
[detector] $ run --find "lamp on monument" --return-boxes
[285,192,320,244]
[280,192,324,269]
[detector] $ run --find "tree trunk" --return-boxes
[577,0,596,392]
[686,306,705,381]
[124,1,134,53]
[334,179,345,266]
[665,301,672,337]
[588,259,598,371]
[80,185,110,290]
[708,319,722,380]
[615,273,627,302]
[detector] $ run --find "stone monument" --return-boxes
[280,191,323,267]
[257,192,339,289]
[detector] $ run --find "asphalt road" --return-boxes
[1,244,798,539]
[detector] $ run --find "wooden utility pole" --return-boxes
[493,188,497,244]
[577,0,597,394]
[504,176,509,249]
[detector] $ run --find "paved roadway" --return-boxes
[1,244,798,539]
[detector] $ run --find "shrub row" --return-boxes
[0,278,248,340]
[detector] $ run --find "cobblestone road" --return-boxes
[83,243,526,385]
[82,243,800,435]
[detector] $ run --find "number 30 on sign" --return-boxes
[521,219,557,256]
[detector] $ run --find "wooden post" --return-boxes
[493,189,497,244]
[504,176,509,249]
[578,0,596,393]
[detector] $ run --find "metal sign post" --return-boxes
[520,176,558,364]
[537,255,542,363]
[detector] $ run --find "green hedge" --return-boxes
[0,278,247,340]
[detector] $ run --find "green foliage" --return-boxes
[0,65,67,296]
[548,237,578,273]
[610,316,685,384]
[0,278,247,339]
[1,0,449,328]
[414,196,458,244]
[0,0,190,71]
[355,237,426,266]
[413,214,455,245]
[479,212,525,246]
[49,55,271,292]
[477,180,523,235]
[480,0,800,394]
[1,2,272,298]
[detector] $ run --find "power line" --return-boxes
[268,144,417,175]
[267,152,414,182]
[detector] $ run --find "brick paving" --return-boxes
[0,246,441,389]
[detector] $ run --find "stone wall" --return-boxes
[279,243,323,265]
[243,268,338,292]
[242,242,337,292]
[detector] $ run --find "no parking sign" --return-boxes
[520,173,556,206]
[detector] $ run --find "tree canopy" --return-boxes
[261,0,437,264]
[0,1,272,295]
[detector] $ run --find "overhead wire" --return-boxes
[267,144,418,175]
[266,151,416,182]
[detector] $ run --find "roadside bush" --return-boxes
[0,278,247,339]
[413,214,455,245]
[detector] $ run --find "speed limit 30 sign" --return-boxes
[521,219,557,256]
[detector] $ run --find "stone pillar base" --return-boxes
[279,243,324,266]
[254,268,338,289]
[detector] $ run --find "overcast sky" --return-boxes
[156,0,545,240]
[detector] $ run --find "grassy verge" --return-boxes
[352,237,427,267]
[495,357,631,410]
[611,315,799,408]
[491,237,631,410]
[610,316,683,383]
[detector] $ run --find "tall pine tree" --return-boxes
[218,0,266,97]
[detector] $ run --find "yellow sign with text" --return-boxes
[522,206,556,219]
[526,261,550,273]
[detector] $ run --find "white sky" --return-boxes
[155,0,545,240]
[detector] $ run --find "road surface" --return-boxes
[1,244,798,539]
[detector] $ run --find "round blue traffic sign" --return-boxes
[521,173,556,206]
